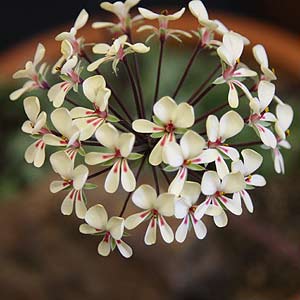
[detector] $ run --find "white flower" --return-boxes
[80,204,133,258]
[137,7,191,42]
[10,43,48,101]
[231,149,266,213]
[248,81,277,148]
[93,0,142,33]
[87,35,150,73]
[206,110,244,178]
[85,123,137,193]
[163,130,216,195]
[48,56,82,107]
[175,181,207,243]
[270,103,293,174]
[70,75,111,140]
[214,32,257,108]
[194,171,245,227]
[43,108,82,160]
[22,96,49,168]
[133,96,195,166]
[50,151,89,219]
[253,44,277,82]
[125,185,175,245]
[55,9,89,60]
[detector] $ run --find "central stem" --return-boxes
[153,38,165,105]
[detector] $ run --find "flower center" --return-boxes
[165,122,175,133]
[115,148,122,158]
[208,138,222,148]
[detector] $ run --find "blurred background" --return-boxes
[0,1,300,299]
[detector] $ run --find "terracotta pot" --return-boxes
[0,12,300,81]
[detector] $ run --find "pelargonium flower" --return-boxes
[206,110,244,178]
[253,44,277,82]
[80,204,133,258]
[125,185,175,245]
[133,96,195,166]
[194,171,245,227]
[214,32,257,108]
[54,9,89,67]
[22,96,49,168]
[10,43,49,101]
[231,149,266,213]
[50,151,89,219]
[163,130,216,195]
[270,102,294,174]
[43,108,83,160]
[92,0,142,33]
[70,75,112,140]
[85,124,138,193]
[48,56,82,107]
[10,1,294,259]
[87,35,150,73]
[137,7,191,42]
[174,181,207,243]
[248,81,277,148]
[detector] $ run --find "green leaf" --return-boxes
[78,147,86,156]
[107,114,120,123]
[84,183,98,190]
[100,159,115,167]
[151,132,165,139]
[59,74,71,82]
[111,239,117,251]
[186,164,206,171]
[82,191,88,206]
[175,128,188,135]
[127,153,144,161]
[246,185,255,190]
[164,165,179,172]
[152,115,164,126]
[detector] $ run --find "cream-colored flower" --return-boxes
[253,44,277,82]
[93,0,142,33]
[163,130,216,195]
[175,181,207,243]
[87,35,149,73]
[22,96,49,168]
[85,123,137,193]
[214,32,257,108]
[206,110,244,178]
[10,44,49,101]
[70,75,112,140]
[248,81,277,148]
[43,108,82,160]
[48,56,82,108]
[133,96,195,166]
[54,9,88,67]
[80,205,133,258]
[50,151,89,219]
[231,149,266,213]
[195,171,245,227]
[125,185,175,245]
[137,7,191,42]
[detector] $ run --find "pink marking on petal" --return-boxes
[103,232,110,242]
[160,134,167,146]
[151,217,156,228]
[140,211,150,218]
[184,215,189,225]
[159,216,165,226]
[123,160,128,173]
[113,160,121,173]
[116,240,121,245]
[180,168,187,180]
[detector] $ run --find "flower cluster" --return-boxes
[11,0,294,258]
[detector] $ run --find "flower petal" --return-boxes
[98,238,111,256]
[168,168,187,196]
[153,96,177,125]
[221,172,245,194]
[85,204,108,229]
[50,151,74,179]
[50,180,68,193]
[180,130,205,159]
[213,211,228,227]
[173,103,195,128]
[219,110,244,141]
[206,115,220,142]
[95,123,119,149]
[132,184,156,210]
[85,151,115,165]
[119,133,135,158]
[23,96,40,123]
[104,160,121,193]
[241,149,263,175]
[116,240,133,258]
[132,119,163,133]
[191,216,207,239]
[158,216,174,244]
[162,142,184,167]
[180,181,201,206]
[107,217,124,240]
[73,165,89,190]
[201,171,220,195]
[247,174,266,187]
[61,189,75,216]
[154,193,175,217]
[175,217,189,243]
[228,82,239,108]
[75,190,87,219]
[138,7,159,20]
[240,190,254,213]
[258,81,275,109]
[125,210,151,229]
[48,82,72,108]
[144,218,157,245]
[121,160,136,192]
